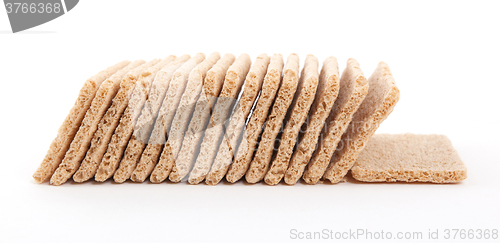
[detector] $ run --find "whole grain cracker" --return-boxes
[32,60,130,183]
[73,57,175,182]
[221,54,285,184]
[187,54,270,184]
[322,61,400,183]
[258,54,319,184]
[50,60,157,186]
[170,54,251,183]
[93,58,181,182]
[247,54,300,184]
[152,54,235,183]
[132,53,220,182]
[350,134,467,183]
[302,58,369,184]
[282,56,340,185]
[133,55,191,143]
[114,53,205,183]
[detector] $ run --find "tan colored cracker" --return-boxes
[133,55,191,144]
[133,53,220,182]
[122,53,205,183]
[49,60,153,186]
[111,56,190,182]
[114,56,196,184]
[205,54,283,185]
[73,57,175,182]
[71,60,149,182]
[282,56,340,185]
[187,54,270,184]
[302,58,369,184]
[33,60,130,183]
[92,59,174,182]
[351,134,466,183]
[244,54,300,184]
[170,54,251,183]
[155,54,235,183]
[323,62,400,183]
[258,54,319,184]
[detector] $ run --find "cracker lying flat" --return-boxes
[157,54,235,183]
[322,62,400,183]
[132,53,220,182]
[246,54,300,184]
[188,54,270,184]
[221,54,284,184]
[94,57,189,182]
[252,55,319,184]
[50,60,155,186]
[114,53,206,183]
[351,134,467,183]
[33,60,130,183]
[173,54,251,183]
[283,56,340,185]
[302,58,369,184]
[73,57,175,182]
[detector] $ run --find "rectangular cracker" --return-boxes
[133,55,191,143]
[245,54,300,184]
[282,56,340,185]
[132,53,220,182]
[351,134,467,183]
[49,60,153,186]
[115,56,191,183]
[73,57,175,182]
[71,59,148,182]
[153,54,235,183]
[322,61,400,183]
[258,54,319,184]
[116,53,206,183]
[187,54,270,184]
[32,60,130,183]
[221,54,284,184]
[169,53,251,183]
[119,54,205,183]
[93,59,177,182]
[302,58,369,184]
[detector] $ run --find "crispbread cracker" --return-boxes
[133,55,191,143]
[114,56,197,184]
[302,58,369,184]
[246,54,300,184]
[322,62,400,183]
[73,57,175,182]
[154,54,235,183]
[188,54,270,184]
[103,55,190,182]
[258,54,319,184]
[214,54,283,185]
[283,56,340,185]
[351,134,467,183]
[132,53,220,182]
[50,60,154,186]
[171,54,251,183]
[114,53,206,183]
[91,59,167,182]
[71,60,149,182]
[33,60,130,183]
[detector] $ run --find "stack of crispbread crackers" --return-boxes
[34,53,467,186]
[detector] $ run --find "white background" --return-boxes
[1,0,499,242]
